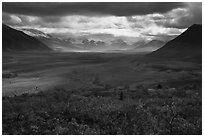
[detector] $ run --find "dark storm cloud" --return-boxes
[2,2,185,17]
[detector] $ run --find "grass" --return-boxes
[2,83,202,135]
[2,72,18,78]
[2,52,202,134]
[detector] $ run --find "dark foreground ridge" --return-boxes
[2,24,51,51]
[150,24,202,60]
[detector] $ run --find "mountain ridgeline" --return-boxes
[150,24,202,60]
[2,23,202,56]
[2,24,51,51]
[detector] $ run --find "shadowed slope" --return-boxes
[150,24,202,59]
[2,24,51,51]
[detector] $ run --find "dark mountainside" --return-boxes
[150,24,202,59]
[2,24,51,51]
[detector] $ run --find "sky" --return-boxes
[2,2,202,43]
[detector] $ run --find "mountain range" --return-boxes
[19,28,132,51]
[2,23,202,57]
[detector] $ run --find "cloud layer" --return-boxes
[2,2,202,43]
[3,2,185,16]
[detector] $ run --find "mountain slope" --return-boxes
[20,28,81,51]
[21,28,52,38]
[2,24,51,51]
[150,24,202,59]
[136,40,165,52]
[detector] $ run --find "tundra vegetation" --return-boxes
[3,82,202,135]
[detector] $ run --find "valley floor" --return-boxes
[2,51,202,135]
